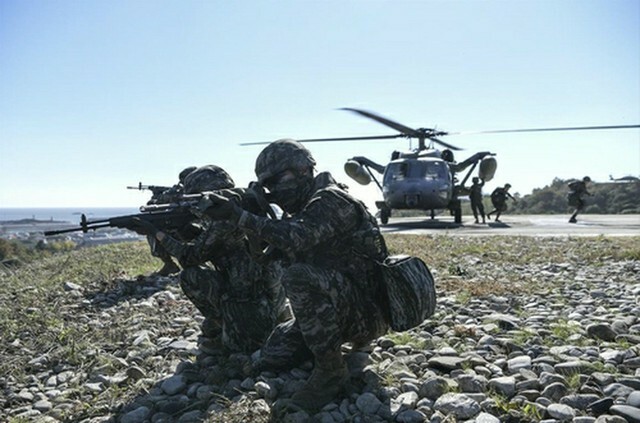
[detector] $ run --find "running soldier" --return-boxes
[487,183,516,222]
[133,165,289,353]
[567,176,592,223]
[469,177,486,224]
[196,139,391,411]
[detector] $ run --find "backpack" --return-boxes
[568,181,581,191]
[380,255,437,331]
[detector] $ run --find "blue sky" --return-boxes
[1,0,638,209]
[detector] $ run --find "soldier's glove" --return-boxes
[129,217,159,236]
[195,192,243,222]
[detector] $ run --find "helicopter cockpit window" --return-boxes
[383,162,409,183]
[418,161,448,180]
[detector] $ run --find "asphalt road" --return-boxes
[379,214,640,237]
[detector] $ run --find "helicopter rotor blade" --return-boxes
[430,137,462,151]
[340,108,423,138]
[239,134,404,146]
[450,124,640,136]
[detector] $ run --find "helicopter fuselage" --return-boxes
[381,156,454,210]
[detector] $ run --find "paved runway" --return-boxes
[379,214,640,237]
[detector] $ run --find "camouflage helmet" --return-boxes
[178,166,198,183]
[583,176,591,182]
[255,139,316,184]
[504,183,512,189]
[183,165,235,194]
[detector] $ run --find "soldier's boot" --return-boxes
[156,260,180,276]
[201,317,222,339]
[290,352,349,411]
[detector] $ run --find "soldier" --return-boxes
[196,139,390,411]
[487,183,516,223]
[134,165,289,353]
[469,177,486,224]
[567,176,592,223]
[145,166,197,276]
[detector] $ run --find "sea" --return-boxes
[0,207,140,224]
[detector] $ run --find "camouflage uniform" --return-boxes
[153,166,288,352]
[236,172,389,369]
[158,216,288,352]
[195,140,392,410]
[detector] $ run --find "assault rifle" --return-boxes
[139,183,277,219]
[45,183,275,237]
[44,208,196,236]
[127,182,172,196]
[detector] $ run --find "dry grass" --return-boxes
[0,235,638,421]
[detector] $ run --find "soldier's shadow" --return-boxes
[487,221,510,228]
[113,344,398,422]
[114,342,257,422]
[84,274,179,309]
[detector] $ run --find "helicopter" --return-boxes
[608,174,640,183]
[242,108,639,225]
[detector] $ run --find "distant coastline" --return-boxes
[1,218,67,225]
[0,207,140,225]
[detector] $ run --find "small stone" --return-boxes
[609,405,640,423]
[547,403,576,420]
[433,393,481,420]
[355,392,382,414]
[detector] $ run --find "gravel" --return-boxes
[1,240,639,423]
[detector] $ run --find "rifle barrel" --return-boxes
[44,222,112,236]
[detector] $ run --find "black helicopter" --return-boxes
[243,108,639,224]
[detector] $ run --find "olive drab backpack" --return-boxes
[380,254,437,332]
[348,191,437,332]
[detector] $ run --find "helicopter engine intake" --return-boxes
[344,160,372,185]
[479,157,497,182]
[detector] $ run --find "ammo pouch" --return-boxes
[380,255,436,332]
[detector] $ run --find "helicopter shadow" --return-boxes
[381,218,462,232]
[381,217,513,232]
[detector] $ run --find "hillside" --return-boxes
[1,238,639,422]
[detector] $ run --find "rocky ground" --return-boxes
[1,239,640,423]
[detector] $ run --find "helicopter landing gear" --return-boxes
[380,207,391,225]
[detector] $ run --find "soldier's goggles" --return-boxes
[263,170,296,191]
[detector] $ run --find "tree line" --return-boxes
[508,178,640,215]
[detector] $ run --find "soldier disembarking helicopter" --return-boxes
[487,183,516,222]
[567,176,592,223]
[469,177,486,224]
